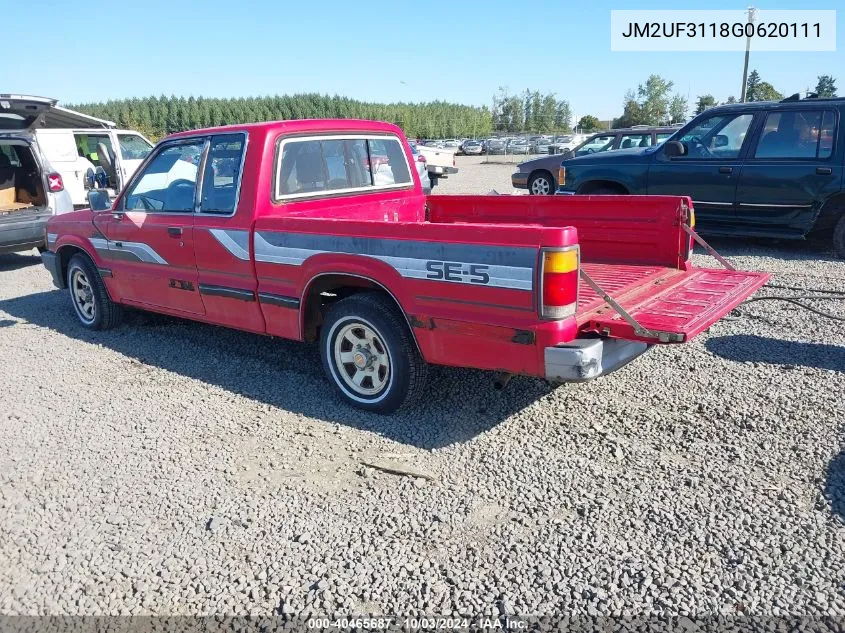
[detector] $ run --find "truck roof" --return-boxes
[166,118,405,139]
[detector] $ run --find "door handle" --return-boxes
[816,167,833,175]
[167,227,183,238]
[718,166,733,174]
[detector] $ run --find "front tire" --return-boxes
[528,171,555,195]
[320,293,427,413]
[66,253,122,330]
[833,215,845,258]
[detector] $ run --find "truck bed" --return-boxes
[426,194,769,343]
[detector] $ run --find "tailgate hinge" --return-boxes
[681,223,736,271]
[579,269,684,343]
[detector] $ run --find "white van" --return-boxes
[30,109,154,207]
[0,95,74,253]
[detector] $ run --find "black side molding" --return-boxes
[198,284,255,302]
[257,292,300,309]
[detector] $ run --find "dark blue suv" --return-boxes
[558,95,845,257]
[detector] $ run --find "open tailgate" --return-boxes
[577,263,770,343]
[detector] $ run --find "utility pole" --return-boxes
[740,6,758,102]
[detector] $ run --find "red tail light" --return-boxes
[47,173,64,192]
[540,247,579,319]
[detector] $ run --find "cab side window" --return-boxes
[200,134,246,214]
[124,141,203,212]
[753,110,836,159]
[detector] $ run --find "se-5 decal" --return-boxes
[425,261,490,285]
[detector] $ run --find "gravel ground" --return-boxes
[1,161,843,617]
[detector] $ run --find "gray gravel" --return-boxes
[1,161,843,616]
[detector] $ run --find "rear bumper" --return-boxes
[0,211,49,254]
[545,338,650,382]
[511,172,529,188]
[41,250,65,288]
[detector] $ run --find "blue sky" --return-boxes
[3,0,842,120]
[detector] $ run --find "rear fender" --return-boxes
[298,254,420,343]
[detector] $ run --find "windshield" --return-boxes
[118,134,154,160]
[574,134,615,156]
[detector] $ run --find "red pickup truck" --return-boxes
[41,119,768,413]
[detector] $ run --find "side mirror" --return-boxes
[562,149,574,159]
[87,190,111,211]
[713,134,729,148]
[664,141,686,157]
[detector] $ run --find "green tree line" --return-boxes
[68,94,494,141]
[491,88,572,133]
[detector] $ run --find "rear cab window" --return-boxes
[275,135,412,199]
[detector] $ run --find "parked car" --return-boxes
[486,138,507,155]
[407,142,432,193]
[41,118,766,413]
[535,137,554,154]
[0,94,74,253]
[415,143,458,187]
[462,140,484,155]
[513,126,679,195]
[556,95,845,256]
[509,138,532,154]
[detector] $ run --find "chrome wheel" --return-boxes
[70,268,96,323]
[333,321,390,397]
[530,176,552,195]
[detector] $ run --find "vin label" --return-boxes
[610,10,835,52]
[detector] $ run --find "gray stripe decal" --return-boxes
[209,228,250,260]
[257,232,537,268]
[254,231,535,291]
[87,237,168,265]
[207,229,536,291]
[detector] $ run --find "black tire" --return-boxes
[528,171,555,195]
[319,292,427,413]
[66,253,122,330]
[833,215,845,258]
